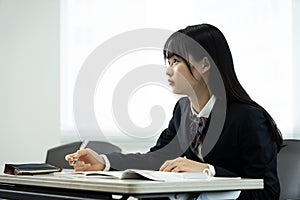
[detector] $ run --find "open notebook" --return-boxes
[57,169,210,181]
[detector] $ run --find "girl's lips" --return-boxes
[168,79,174,86]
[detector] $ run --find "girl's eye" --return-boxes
[173,58,178,64]
[167,56,180,67]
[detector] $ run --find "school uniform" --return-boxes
[105,97,280,199]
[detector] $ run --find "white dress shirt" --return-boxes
[190,95,216,177]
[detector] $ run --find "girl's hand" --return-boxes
[65,148,105,171]
[159,157,209,172]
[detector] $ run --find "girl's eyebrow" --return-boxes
[168,55,174,59]
[171,55,182,60]
[167,54,180,60]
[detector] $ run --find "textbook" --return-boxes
[4,163,62,175]
[74,169,210,181]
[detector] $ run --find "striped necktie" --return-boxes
[190,114,207,151]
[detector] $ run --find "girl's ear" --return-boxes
[200,57,211,75]
[190,56,211,81]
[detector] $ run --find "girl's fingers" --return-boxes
[159,160,171,171]
[65,153,76,161]
[160,160,177,172]
[74,160,91,171]
[170,166,182,172]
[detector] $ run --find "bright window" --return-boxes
[60,0,294,150]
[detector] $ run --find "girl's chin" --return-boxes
[172,88,185,95]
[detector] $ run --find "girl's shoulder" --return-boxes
[172,97,190,115]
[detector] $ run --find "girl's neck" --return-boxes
[188,88,211,113]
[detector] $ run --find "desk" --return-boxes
[0,174,263,199]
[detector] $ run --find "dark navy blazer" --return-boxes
[106,97,280,199]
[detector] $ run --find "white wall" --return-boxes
[293,0,300,138]
[0,0,60,171]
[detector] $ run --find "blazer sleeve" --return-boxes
[105,100,184,171]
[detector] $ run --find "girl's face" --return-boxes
[166,55,201,95]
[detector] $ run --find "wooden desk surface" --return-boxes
[0,173,263,195]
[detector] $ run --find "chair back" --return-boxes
[277,139,300,200]
[46,141,121,169]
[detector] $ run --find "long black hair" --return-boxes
[163,24,283,151]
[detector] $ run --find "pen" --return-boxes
[72,139,89,166]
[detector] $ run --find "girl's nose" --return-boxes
[166,66,173,77]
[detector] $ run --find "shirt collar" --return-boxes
[190,95,216,118]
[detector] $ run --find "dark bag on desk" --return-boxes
[4,163,62,175]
